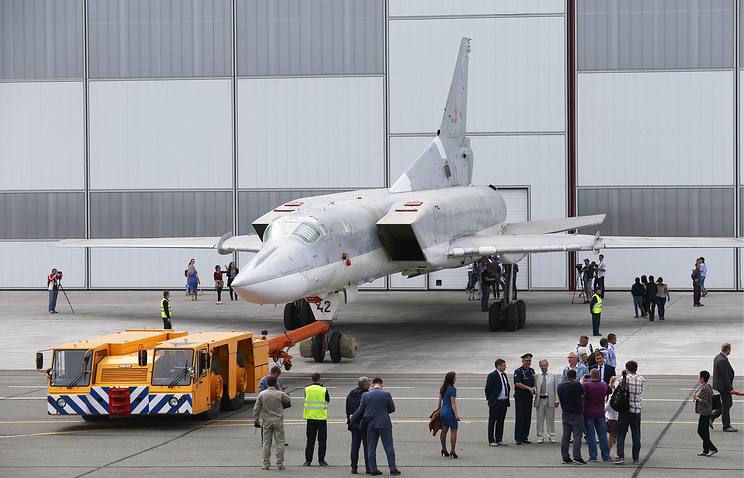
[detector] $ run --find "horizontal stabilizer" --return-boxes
[502,214,606,235]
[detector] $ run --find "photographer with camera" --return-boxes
[47,268,62,313]
[580,259,594,304]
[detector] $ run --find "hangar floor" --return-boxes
[0,290,742,477]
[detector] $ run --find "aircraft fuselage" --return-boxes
[232,186,506,304]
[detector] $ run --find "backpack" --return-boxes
[610,372,631,412]
[587,347,606,369]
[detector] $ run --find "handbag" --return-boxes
[428,407,442,436]
[710,390,722,418]
[610,372,631,413]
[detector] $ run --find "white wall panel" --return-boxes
[578,71,734,186]
[601,248,736,291]
[237,77,385,189]
[390,0,564,16]
[390,273,427,289]
[360,276,387,290]
[0,242,85,288]
[91,249,234,289]
[89,79,233,189]
[389,18,565,134]
[0,82,84,190]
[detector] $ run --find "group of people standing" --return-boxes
[691,257,708,307]
[250,339,738,471]
[183,259,240,303]
[630,275,670,320]
[253,370,401,475]
[579,255,606,301]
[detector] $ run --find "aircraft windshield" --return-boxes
[291,223,321,243]
[50,349,91,387]
[152,349,194,386]
[263,221,300,242]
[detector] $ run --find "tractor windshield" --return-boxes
[152,349,194,386]
[49,349,91,387]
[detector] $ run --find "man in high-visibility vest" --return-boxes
[590,288,603,336]
[303,372,330,466]
[161,290,172,329]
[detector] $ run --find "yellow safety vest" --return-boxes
[161,298,171,318]
[303,384,328,420]
[591,294,603,314]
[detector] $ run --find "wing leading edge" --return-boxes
[57,233,263,254]
[448,234,744,258]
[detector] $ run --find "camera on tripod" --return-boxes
[575,263,584,273]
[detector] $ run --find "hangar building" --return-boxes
[1,0,741,291]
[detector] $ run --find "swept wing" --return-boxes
[58,233,263,254]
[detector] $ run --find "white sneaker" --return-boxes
[537,438,544,443]
[549,437,556,443]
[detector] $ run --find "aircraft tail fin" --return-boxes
[390,37,472,193]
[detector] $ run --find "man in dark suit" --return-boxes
[485,358,510,446]
[350,377,400,476]
[712,343,738,432]
[589,350,615,395]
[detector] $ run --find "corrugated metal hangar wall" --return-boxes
[0,0,741,291]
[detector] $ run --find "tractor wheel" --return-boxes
[488,302,502,331]
[311,333,326,363]
[283,303,297,330]
[515,300,526,329]
[329,331,342,363]
[222,350,246,411]
[199,356,222,420]
[505,303,517,332]
[300,300,315,327]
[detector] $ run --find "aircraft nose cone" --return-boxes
[232,271,307,304]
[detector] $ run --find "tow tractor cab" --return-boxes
[36,329,268,420]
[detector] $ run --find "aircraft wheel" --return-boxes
[505,303,517,332]
[488,302,502,331]
[300,301,315,327]
[311,333,326,363]
[283,303,297,330]
[329,331,342,363]
[515,300,526,329]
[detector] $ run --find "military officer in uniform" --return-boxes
[513,353,536,444]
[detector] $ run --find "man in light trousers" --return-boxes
[254,375,291,470]
[534,358,559,443]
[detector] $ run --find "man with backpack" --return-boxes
[614,361,644,465]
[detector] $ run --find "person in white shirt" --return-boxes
[596,255,606,298]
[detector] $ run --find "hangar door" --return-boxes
[428,188,529,291]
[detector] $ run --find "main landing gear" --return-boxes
[488,263,526,332]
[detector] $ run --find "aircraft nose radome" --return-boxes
[232,272,307,304]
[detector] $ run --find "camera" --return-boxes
[575,264,583,272]
[56,271,63,277]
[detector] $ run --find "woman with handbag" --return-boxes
[692,370,718,457]
[437,371,460,458]
[214,265,226,305]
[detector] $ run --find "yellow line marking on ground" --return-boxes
[2,419,741,439]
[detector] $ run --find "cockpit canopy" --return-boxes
[263,220,323,244]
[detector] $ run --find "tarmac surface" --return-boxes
[1,288,742,477]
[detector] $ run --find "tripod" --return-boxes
[58,282,75,313]
[571,270,585,304]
